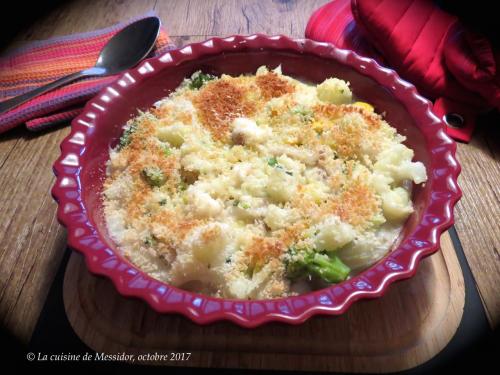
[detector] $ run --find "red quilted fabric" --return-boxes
[305,0,382,61]
[306,0,500,141]
[444,27,500,110]
[351,0,483,106]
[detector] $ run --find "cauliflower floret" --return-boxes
[232,195,266,221]
[199,175,234,199]
[241,168,269,198]
[180,134,213,156]
[256,65,269,75]
[231,117,270,145]
[304,167,327,183]
[225,262,275,299]
[226,278,252,299]
[293,84,319,107]
[374,144,427,184]
[335,222,401,271]
[264,205,292,230]
[303,182,330,204]
[231,162,252,186]
[265,144,318,165]
[350,162,372,181]
[317,78,352,104]
[276,154,306,176]
[105,209,127,240]
[314,215,356,252]
[181,153,215,174]
[156,123,187,147]
[265,169,297,203]
[370,172,393,194]
[273,65,283,75]
[381,187,413,221]
[183,222,230,266]
[256,65,282,76]
[400,160,427,184]
[108,149,128,172]
[185,186,222,218]
[302,169,330,203]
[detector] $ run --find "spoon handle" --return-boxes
[0,66,107,115]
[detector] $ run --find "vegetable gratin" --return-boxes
[103,66,427,299]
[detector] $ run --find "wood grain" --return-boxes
[155,0,329,37]
[11,0,329,43]
[63,233,465,372]
[0,0,498,346]
[12,0,156,41]
[454,121,500,327]
[0,127,69,343]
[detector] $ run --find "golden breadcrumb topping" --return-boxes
[193,79,255,140]
[256,71,295,99]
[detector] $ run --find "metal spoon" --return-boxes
[0,16,161,114]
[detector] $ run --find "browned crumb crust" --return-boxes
[256,71,295,100]
[244,236,286,269]
[193,80,256,140]
[326,182,381,228]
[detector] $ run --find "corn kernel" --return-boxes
[353,101,374,112]
[311,120,324,133]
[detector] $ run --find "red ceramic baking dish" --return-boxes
[52,34,461,327]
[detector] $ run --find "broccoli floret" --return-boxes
[233,199,250,209]
[144,235,157,247]
[117,122,138,150]
[141,167,166,187]
[284,247,306,279]
[189,72,216,89]
[162,144,172,157]
[308,252,350,283]
[267,157,279,167]
[286,249,350,283]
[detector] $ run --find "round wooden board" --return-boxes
[63,231,464,372]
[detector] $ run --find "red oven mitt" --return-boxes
[306,0,500,142]
[305,0,383,62]
[444,28,500,110]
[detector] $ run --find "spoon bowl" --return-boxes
[0,17,161,114]
[96,17,161,75]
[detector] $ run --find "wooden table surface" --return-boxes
[0,0,498,345]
